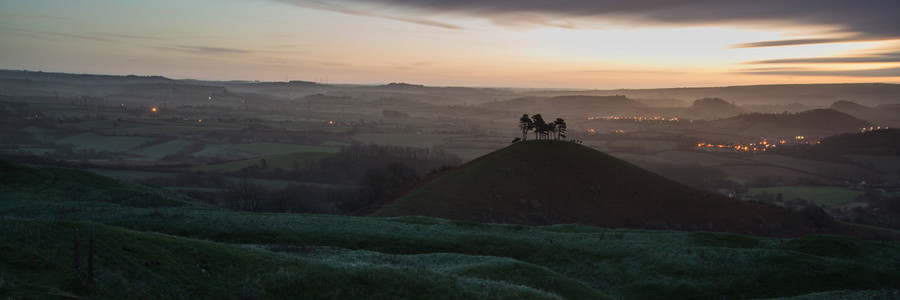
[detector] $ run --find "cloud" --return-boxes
[277,0,900,45]
[739,66,900,77]
[275,0,463,29]
[41,32,117,43]
[154,45,253,55]
[747,51,900,64]
[731,38,864,48]
[575,69,685,75]
[103,33,166,41]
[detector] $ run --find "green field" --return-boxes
[54,132,156,153]
[351,133,459,148]
[131,139,197,160]
[747,186,866,206]
[656,151,750,166]
[231,143,338,156]
[848,155,900,178]
[203,151,337,172]
[751,155,874,179]
[2,161,898,299]
[606,140,680,152]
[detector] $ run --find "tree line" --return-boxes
[518,114,566,141]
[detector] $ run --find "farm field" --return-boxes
[351,133,461,148]
[848,155,900,179]
[746,186,867,206]
[54,132,155,152]
[130,139,198,160]
[751,154,877,180]
[721,165,827,185]
[201,150,338,172]
[656,151,752,166]
[605,139,681,152]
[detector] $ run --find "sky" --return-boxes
[1,0,899,89]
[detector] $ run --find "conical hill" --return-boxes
[371,140,820,237]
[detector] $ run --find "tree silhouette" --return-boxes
[554,118,567,140]
[517,114,566,141]
[546,121,557,140]
[532,114,547,140]
[519,114,534,141]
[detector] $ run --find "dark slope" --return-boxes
[0,159,191,207]
[706,108,871,137]
[721,109,868,130]
[371,141,822,237]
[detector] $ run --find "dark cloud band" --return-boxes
[281,0,900,42]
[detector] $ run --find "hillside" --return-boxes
[2,160,899,299]
[707,108,870,137]
[529,83,900,106]
[479,95,640,115]
[773,129,900,158]
[371,141,824,237]
[686,97,744,119]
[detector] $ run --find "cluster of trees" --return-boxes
[518,114,566,141]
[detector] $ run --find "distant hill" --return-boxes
[686,97,744,119]
[708,108,870,137]
[829,101,900,127]
[774,129,900,158]
[371,141,824,237]
[479,95,641,116]
[830,100,869,112]
[530,83,900,106]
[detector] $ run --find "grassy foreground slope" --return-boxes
[1,161,899,299]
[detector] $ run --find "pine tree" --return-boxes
[519,114,534,140]
[554,118,567,140]
[532,114,547,140]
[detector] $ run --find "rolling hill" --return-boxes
[2,159,899,299]
[479,95,641,115]
[530,83,900,106]
[371,140,824,237]
[706,108,870,137]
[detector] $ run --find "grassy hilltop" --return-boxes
[1,159,899,299]
[374,140,826,237]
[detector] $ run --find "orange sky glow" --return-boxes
[1,0,898,89]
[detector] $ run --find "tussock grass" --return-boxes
[2,161,899,299]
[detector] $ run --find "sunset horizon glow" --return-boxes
[2,0,899,89]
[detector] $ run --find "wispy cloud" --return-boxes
[731,38,866,48]
[275,0,463,30]
[0,13,72,21]
[575,69,685,75]
[739,66,900,77]
[154,45,253,55]
[747,51,900,64]
[41,31,117,43]
[276,0,900,45]
[103,33,166,41]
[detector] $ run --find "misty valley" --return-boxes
[1,70,899,299]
